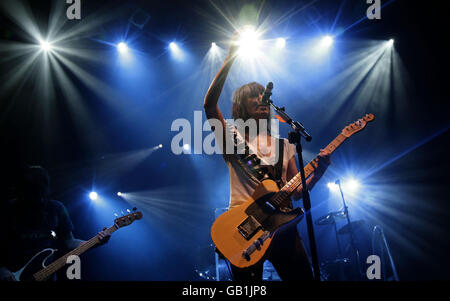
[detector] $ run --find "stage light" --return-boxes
[211,42,219,53]
[275,38,286,49]
[117,192,122,196]
[309,35,334,60]
[209,42,222,58]
[169,41,184,60]
[39,40,52,52]
[387,39,394,47]
[169,42,178,51]
[117,42,128,54]
[238,25,262,57]
[328,179,360,194]
[320,35,333,48]
[327,182,339,192]
[89,191,98,201]
[345,178,360,192]
[159,144,163,148]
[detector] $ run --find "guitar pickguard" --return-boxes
[242,192,303,238]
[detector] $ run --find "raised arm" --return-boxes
[203,32,239,124]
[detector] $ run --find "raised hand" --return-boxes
[227,30,240,59]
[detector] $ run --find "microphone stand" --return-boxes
[265,98,321,281]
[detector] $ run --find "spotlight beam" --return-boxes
[0,50,41,94]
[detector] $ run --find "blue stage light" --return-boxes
[345,178,360,192]
[89,191,98,201]
[169,42,178,51]
[320,35,333,48]
[328,178,361,193]
[117,42,128,54]
[327,182,339,192]
[169,41,184,60]
[275,38,286,49]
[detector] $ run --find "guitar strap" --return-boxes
[230,130,285,188]
[273,138,284,186]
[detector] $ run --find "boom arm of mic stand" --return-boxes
[268,101,312,141]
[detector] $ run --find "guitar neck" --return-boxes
[271,133,348,207]
[33,225,118,281]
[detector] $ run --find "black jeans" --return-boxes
[230,226,314,281]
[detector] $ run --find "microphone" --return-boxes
[335,179,341,185]
[262,81,312,142]
[261,82,273,105]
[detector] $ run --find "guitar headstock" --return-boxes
[114,208,143,228]
[341,113,374,138]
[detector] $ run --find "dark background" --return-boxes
[0,0,449,280]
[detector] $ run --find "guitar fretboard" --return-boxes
[270,133,347,207]
[33,225,117,281]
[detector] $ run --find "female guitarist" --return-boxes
[203,31,331,280]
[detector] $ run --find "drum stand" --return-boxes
[315,210,348,280]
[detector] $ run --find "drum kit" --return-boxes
[315,179,365,281]
[315,210,365,280]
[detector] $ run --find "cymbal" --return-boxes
[315,210,347,225]
[337,220,366,235]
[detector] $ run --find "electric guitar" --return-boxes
[211,114,375,268]
[11,209,143,281]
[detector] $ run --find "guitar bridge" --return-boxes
[242,231,271,261]
[237,215,262,240]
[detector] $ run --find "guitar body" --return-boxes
[12,248,57,281]
[211,179,304,268]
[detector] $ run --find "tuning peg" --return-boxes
[126,209,131,213]
[121,210,125,216]
[114,213,118,217]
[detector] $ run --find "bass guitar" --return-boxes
[11,209,143,281]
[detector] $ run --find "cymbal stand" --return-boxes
[335,179,362,277]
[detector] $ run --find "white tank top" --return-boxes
[219,121,297,209]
